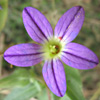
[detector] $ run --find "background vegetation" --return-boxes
[0,0,100,100]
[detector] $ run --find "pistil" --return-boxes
[50,45,59,54]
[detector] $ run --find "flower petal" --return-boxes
[42,59,66,97]
[54,6,84,44]
[61,43,99,69]
[4,43,43,67]
[22,7,53,44]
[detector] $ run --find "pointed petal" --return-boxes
[42,59,66,97]
[61,43,99,69]
[4,43,43,67]
[54,6,84,44]
[22,7,53,44]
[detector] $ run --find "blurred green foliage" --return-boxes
[0,64,85,100]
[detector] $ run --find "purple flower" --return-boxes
[4,6,99,97]
[0,6,2,10]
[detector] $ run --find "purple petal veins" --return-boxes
[61,43,99,69]
[54,6,84,44]
[4,43,43,67]
[42,59,66,97]
[22,7,53,43]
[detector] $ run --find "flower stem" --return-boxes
[47,87,51,100]
[90,88,100,100]
[0,34,5,78]
[0,53,4,57]
[52,0,56,10]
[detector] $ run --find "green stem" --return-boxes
[90,88,100,100]
[52,0,55,9]
[47,87,51,100]
[0,54,4,57]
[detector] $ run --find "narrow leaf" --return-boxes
[64,64,85,100]
[4,84,39,100]
[0,69,30,89]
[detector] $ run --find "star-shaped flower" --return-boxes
[4,6,99,97]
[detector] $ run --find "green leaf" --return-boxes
[60,94,72,100]
[64,64,85,100]
[36,89,50,100]
[36,88,73,100]
[0,69,30,89]
[36,88,59,100]
[0,0,8,32]
[4,83,39,100]
[53,93,72,100]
